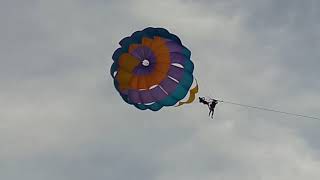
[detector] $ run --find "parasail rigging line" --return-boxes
[211,99,320,121]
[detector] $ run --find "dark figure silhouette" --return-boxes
[199,97,209,105]
[199,97,218,118]
[209,99,218,118]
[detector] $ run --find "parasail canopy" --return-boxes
[111,27,198,111]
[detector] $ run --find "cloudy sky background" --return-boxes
[1,0,320,179]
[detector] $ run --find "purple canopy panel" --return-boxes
[160,77,178,95]
[167,65,184,82]
[128,90,141,103]
[166,41,183,53]
[170,53,186,65]
[139,90,155,104]
[150,85,168,101]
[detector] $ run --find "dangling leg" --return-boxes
[211,109,215,118]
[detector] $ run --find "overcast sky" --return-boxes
[1,0,320,179]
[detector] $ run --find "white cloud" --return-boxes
[1,0,320,179]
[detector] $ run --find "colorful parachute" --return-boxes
[111,27,198,111]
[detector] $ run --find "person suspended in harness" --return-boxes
[199,97,219,118]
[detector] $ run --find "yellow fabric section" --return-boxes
[129,76,139,89]
[117,37,171,90]
[175,80,199,107]
[142,37,153,47]
[128,44,141,54]
[118,53,140,72]
[128,36,170,90]
[151,37,170,64]
[137,76,147,90]
[116,53,140,91]
[116,70,133,91]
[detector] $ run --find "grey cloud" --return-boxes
[1,0,320,180]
